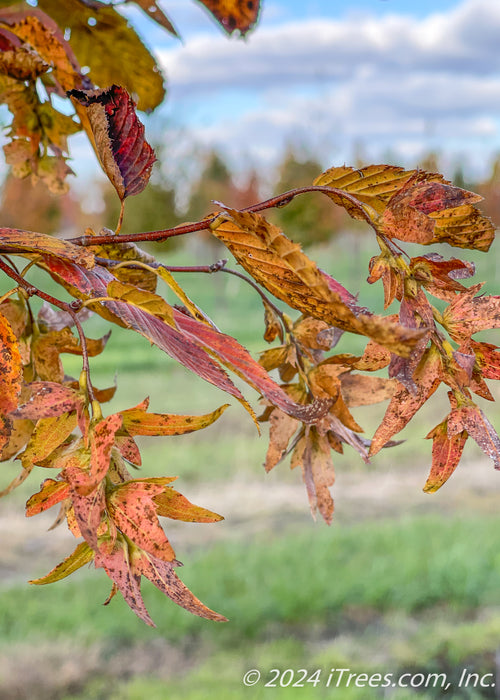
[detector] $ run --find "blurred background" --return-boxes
[1,0,500,698]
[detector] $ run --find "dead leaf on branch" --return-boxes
[196,0,260,36]
[69,85,156,201]
[423,420,467,493]
[35,0,166,111]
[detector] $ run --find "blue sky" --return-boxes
[69,0,500,191]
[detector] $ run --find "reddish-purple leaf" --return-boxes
[69,85,156,200]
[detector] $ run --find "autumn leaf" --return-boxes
[173,308,332,423]
[36,0,165,111]
[314,164,416,219]
[12,382,83,419]
[89,239,157,293]
[299,427,335,525]
[0,8,85,92]
[0,310,22,421]
[120,400,229,437]
[30,542,94,585]
[447,401,500,469]
[132,547,227,622]
[381,173,495,252]
[127,0,179,37]
[154,488,223,523]
[26,478,70,516]
[0,228,94,267]
[39,258,252,410]
[442,284,500,341]
[95,536,154,626]
[20,412,78,469]
[107,479,176,561]
[264,408,300,472]
[69,85,156,201]
[210,208,426,357]
[370,345,443,457]
[339,373,396,407]
[423,420,467,493]
[196,0,260,36]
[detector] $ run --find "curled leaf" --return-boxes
[69,85,156,201]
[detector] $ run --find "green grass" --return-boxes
[3,514,500,648]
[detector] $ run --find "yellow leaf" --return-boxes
[30,542,94,584]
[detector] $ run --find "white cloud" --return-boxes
[149,0,500,180]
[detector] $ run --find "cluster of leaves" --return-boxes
[0,0,499,627]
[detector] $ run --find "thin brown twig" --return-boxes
[68,185,377,247]
[0,259,96,404]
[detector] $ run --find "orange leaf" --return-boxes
[26,478,70,516]
[95,536,154,627]
[300,427,335,525]
[196,0,260,36]
[0,310,22,422]
[264,408,300,472]
[448,402,500,469]
[370,345,442,457]
[339,374,396,407]
[154,488,223,523]
[443,285,500,341]
[0,228,94,267]
[107,480,176,562]
[382,174,494,251]
[314,164,416,219]
[423,420,467,493]
[12,382,83,419]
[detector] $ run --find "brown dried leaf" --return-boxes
[264,408,300,472]
[340,374,396,407]
[196,0,260,36]
[211,208,425,357]
[301,427,335,524]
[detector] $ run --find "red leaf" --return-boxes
[448,402,500,469]
[423,420,467,493]
[11,382,83,419]
[173,309,332,423]
[370,345,442,457]
[69,85,156,200]
[132,548,227,622]
[40,259,253,412]
[95,537,154,627]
